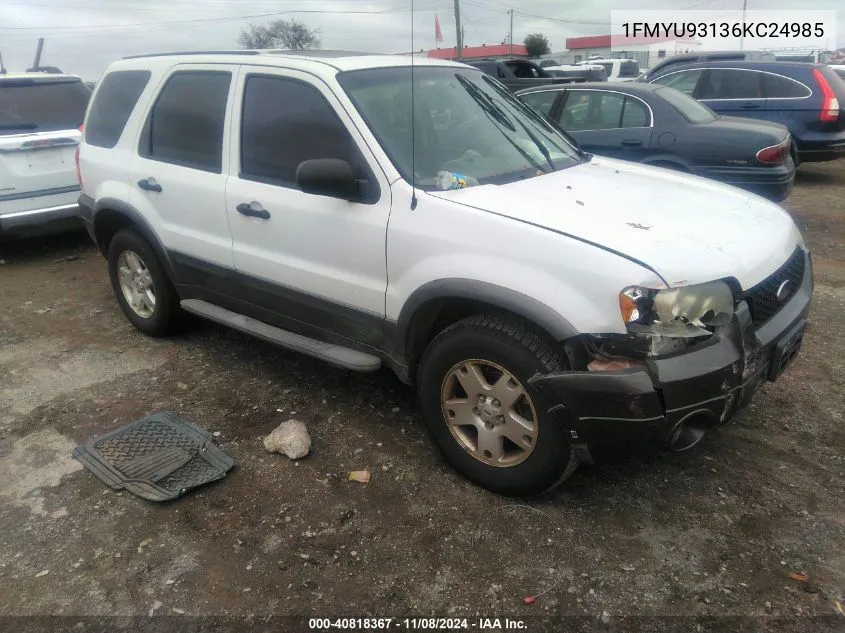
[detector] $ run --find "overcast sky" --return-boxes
[1,0,842,80]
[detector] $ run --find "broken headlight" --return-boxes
[619,281,734,340]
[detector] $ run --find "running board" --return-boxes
[180,299,382,373]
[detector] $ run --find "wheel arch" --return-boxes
[395,279,580,381]
[92,198,176,282]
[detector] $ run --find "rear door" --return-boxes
[126,65,237,293]
[0,76,89,212]
[554,89,653,160]
[695,68,767,117]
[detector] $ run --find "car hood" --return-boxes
[429,156,801,290]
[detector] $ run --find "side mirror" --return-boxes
[296,158,364,202]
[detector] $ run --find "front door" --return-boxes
[225,67,392,349]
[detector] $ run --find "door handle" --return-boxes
[137,178,162,193]
[621,139,643,147]
[236,201,271,220]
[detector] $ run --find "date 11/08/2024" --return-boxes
[309,618,527,630]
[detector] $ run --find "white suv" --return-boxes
[0,72,90,237]
[77,51,812,496]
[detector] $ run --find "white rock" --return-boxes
[263,420,311,459]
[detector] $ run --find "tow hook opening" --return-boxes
[668,410,718,452]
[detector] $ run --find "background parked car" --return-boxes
[640,51,774,83]
[0,70,91,238]
[466,59,582,91]
[517,82,795,201]
[544,64,607,82]
[575,58,640,82]
[646,61,845,164]
[830,65,845,80]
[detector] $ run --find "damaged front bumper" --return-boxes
[529,249,813,461]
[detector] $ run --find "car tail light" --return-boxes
[75,124,84,188]
[756,139,789,165]
[813,68,840,123]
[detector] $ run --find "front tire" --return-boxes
[107,228,182,336]
[417,314,578,496]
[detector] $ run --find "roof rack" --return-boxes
[123,50,262,60]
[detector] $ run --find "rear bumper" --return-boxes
[0,200,81,237]
[695,162,795,201]
[529,249,813,460]
[796,139,845,163]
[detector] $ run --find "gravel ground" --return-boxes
[1,163,844,633]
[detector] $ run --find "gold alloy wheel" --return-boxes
[117,249,156,319]
[440,359,538,467]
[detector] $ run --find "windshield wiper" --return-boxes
[455,75,547,175]
[0,122,38,130]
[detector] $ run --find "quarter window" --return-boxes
[139,71,231,172]
[86,71,150,148]
[240,75,368,189]
[761,73,811,98]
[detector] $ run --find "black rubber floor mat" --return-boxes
[73,412,235,501]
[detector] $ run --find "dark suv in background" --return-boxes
[646,61,844,163]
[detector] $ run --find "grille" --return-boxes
[744,248,805,327]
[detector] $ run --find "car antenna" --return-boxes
[409,0,418,210]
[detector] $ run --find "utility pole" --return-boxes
[739,0,748,51]
[509,9,514,55]
[453,0,463,60]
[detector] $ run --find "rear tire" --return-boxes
[107,228,182,337]
[417,314,578,496]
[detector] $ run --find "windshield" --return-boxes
[0,78,90,135]
[337,67,582,191]
[618,61,640,78]
[656,87,716,124]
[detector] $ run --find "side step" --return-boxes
[180,299,382,373]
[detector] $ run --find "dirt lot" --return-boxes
[1,164,844,632]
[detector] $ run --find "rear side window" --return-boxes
[240,75,368,189]
[0,78,89,135]
[761,73,811,98]
[698,69,763,99]
[621,97,649,127]
[85,70,150,148]
[139,71,231,173]
[618,61,640,78]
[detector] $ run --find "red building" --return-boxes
[426,44,530,61]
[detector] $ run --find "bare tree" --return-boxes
[238,18,321,50]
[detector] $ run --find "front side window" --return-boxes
[338,67,581,191]
[139,71,231,173]
[651,69,703,95]
[240,75,368,189]
[698,69,763,99]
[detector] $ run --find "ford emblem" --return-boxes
[775,280,792,302]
